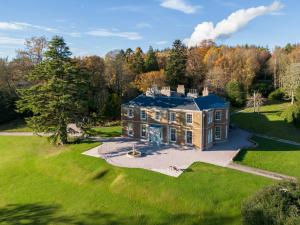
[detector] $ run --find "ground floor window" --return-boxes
[140,124,147,138]
[170,128,176,142]
[215,126,221,140]
[208,128,213,144]
[128,123,133,136]
[186,130,193,145]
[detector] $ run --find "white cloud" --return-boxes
[0,36,24,45]
[136,22,152,29]
[160,0,201,14]
[0,22,57,32]
[186,1,283,47]
[86,29,142,40]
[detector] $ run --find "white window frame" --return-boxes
[140,109,147,121]
[155,110,161,121]
[127,108,134,118]
[208,111,213,124]
[185,130,193,145]
[140,124,147,138]
[215,111,221,121]
[208,128,213,144]
[169,112,176,123]
[215,126,221,140]
[128,123,134,137]
[186,113,193,124]
[169,128,176,143]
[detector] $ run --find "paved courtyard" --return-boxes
[83,128,253,177]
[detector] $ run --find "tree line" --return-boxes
[1,36,300,141]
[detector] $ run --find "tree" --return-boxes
[134,70,165,92]
[242,181,300,225]
[225,81,246,107]
[165,40,187,89]
[17,36,90,144]
[130,47,145,75]
[144,46,159,72]
[75,56,108,118]
[282,63,300,104]
[247,91,264,113]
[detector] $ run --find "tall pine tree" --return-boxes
[165,40,187,89]
[145,46,159,72]
[17,36,90,144]
[130,47,145,74]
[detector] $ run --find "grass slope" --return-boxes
[231,101,300,143]
[0,136,271,225]
[92,126,122,137]
[234,136,300,178]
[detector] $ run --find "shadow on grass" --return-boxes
[0,203,239,225]
[234,136,300,162]
[92,169,109,180]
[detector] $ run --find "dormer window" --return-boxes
[127,108,134,118]
[140,109,147,121]
[186,113,193,124]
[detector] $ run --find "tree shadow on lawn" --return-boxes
[0,203,239,225]
[231,111,300,140]
[234,137,300,162]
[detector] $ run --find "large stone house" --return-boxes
[121,85,229,150]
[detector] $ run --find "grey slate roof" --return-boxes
[124,93,228,111]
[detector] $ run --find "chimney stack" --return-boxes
[177,85,185,95]
[187,89,199,98]
[202,86,209,96]
[161,86,171,97]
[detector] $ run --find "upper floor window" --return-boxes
[186,130,193,145]
[186,113,193,124]
[140,109,147,121]
[215,126,221,140]
[208,111,213,124]
[127,108,134,118]
[215,111,221,121]
[155,111,161,121]
[169,112,176,122]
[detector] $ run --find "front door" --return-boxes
[148,126,162,145]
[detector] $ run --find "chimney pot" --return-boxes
[177,85,185,95]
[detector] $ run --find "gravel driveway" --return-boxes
[83,128,253,177]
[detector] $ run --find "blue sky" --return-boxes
[0,0,298,58]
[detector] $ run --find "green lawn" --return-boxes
[91,126,122,137]
[231,101,300,143]
[0,119,31,132]
[0,136,272,225]
[234,136,300,178]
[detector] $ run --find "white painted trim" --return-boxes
[185,113,193,124]
[215,110,222,121]
[140,124,148,138]
[185,130,193,146]
[169,127,177,143]
[214,126,221,140]
[127,108,134,118]
[140,108,147,121]
[127,123,134,137]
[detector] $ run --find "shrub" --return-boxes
[268,88,285,101]
[242,181,300,225]
[225,81,246,107]
[252,82,274,98]
[281,104,300,127]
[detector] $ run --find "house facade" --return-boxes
[121,85,229,150]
